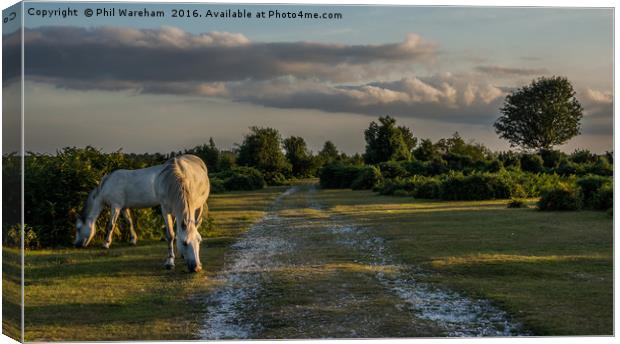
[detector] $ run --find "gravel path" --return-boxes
[199,185,526,339]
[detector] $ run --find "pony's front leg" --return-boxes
[103,207,121,249]
[162,210,176,269]
[123,208,138,245]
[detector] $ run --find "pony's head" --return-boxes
[176,215,202,272]
[74,188,102,248]
[74,216,96,248]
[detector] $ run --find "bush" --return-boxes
[401,160,429,176]
[212,166,266,191]
[377,161,408,179]
[539,149,565,169]
[570,149,598,164]
[584,157,613,177]
[576,175,611,208]
[520,154,544,173]
[440,172,513,200]
[484,159,504,173]
[209,178,226,194]
[319,163,367,189]
[377,177,411,195]
[498,151,521,169]
[507,198,527,208]
[21,147,147,247]
[556,159,584,176]
[263,171,289,186]
[351,166,383,190]
[428,157,449,175]
[444,152,475,172]
[413,177,442,199]
[538,183,582,211]
[592,184,613,211]
[225,168,266,191]
[2,225,39,248]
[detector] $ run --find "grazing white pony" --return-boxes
[75,154,210,272]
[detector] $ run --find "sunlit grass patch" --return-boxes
[20,186,285,341]
[313,187,613,336]
[431,253,610,268]
[265,262,400,276]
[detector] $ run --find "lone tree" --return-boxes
[494,76,583,150]
[364,116,416,164]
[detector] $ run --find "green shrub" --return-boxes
[584,157,613,177]
[507,198,527,208]
[263,171,289,186]
[377,161,408,179]
[576,175,611,208]
[393,189,412,197]
[377,178,411,195]
[318,162,367,189]
[539,149,565,169]
[211,166,266,191]
[351,166,383,190]
[440,172,513,200]
[444,152,475,172]
[3,225,31,248]
[538,183,582,211]
[484,159,504,173]
[592,184,613,211]
[225,167,266,190]
[498,151,521,169]
[401,160,429,176]
[510,183,527,198]
[520,154,544,173]
[570,149,598,164]
[412,176,442,199]
[21,147,148,247]
[209,178,226,194]
[428,157,449,175]
[556,159,584,176]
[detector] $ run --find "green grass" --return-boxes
[2,245,21,341]
[8,184,613,339]
[315,189,613,335]
[18,186,286,341]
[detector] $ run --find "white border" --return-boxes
[0,1,616,344]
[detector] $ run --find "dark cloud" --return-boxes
[6,25,611,131]
[8,26,437,84]
[475,65,549,77]
[2,29,21,84]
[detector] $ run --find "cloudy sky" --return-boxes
[3,3,613,154]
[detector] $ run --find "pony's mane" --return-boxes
[80,174,110,220]
[159,155,207,224]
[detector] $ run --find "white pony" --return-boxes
[75,154,210,272]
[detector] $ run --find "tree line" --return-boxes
[2,75,612,248]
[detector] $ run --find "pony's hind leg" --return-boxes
[103,207,121,249]
[123,208,138,245]
[162,209,176,269]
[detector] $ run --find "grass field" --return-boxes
[316,189,613,335]
[17,186,286,341]
[6,182,613,340]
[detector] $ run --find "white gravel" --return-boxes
[199,185,527,339]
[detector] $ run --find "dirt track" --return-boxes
[199,184,526,339]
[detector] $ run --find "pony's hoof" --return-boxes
[129,239,137,246]
[164,259,175,270]
[102,242,111,249]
